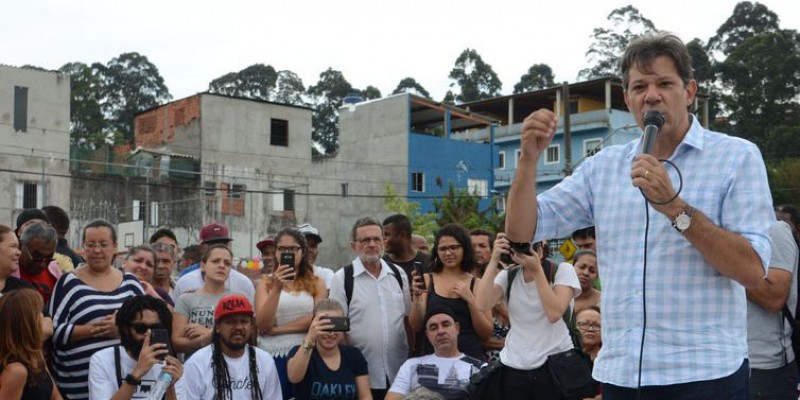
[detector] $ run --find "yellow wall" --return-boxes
[553,96,606,114]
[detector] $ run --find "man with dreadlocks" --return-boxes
[184,294,282,400]
[88,295,184,399]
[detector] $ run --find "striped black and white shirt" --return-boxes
[49,271,144,400]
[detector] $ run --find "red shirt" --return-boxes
[19,267,58,303]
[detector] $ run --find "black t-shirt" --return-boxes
[288,345,369,400]
[384,251,431,284]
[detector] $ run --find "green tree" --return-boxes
[359,85,382,100]
[686,38,723,128]
[513,64,556,93]
[208,64,278,101]
[95,52,172,144]
[717,30,800,147]
[382,184,439,240]
[578,5,656,80]
[433,183,504,232]
[707,1,780,57]
[768,157,800,207]
[392,77,431,99]
[59,62,107,148]
[448,49,502,103]
[306,68,354,154]
[273,70,306,106]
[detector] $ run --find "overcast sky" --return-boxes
[3,0,798,102]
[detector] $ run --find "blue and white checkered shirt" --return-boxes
[534,116,773,387]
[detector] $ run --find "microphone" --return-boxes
[640,111,665,155]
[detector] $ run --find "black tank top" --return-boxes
[22,369,53,400]
[423,274,486,361]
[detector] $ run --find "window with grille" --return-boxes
[583,138,602,157]
[16,182,41,209]
[544,145,560,165]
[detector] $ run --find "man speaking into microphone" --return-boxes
[505,32,773,399]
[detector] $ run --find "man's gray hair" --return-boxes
[19,221,57,245]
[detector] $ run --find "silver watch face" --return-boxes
[675,213,691,231]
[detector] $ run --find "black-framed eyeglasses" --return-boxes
[437,244,462,254]
[277,246,301,253]
[131,323,164,334]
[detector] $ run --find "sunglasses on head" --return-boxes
[131,323,164,334]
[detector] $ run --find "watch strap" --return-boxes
[124,373,141,386]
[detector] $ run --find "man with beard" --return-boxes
[387,307,482,400]
[88,295,184,399]
[330,217,412,399]
[468,229,494,278]
[183,294,282,400]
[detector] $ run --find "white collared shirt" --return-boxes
[329,257,411,389]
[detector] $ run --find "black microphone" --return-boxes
[640,111,665,155]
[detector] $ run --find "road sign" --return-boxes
[559,239,576,261]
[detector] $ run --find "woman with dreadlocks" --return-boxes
[184,294,282,400]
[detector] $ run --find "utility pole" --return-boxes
[562,82,573,176]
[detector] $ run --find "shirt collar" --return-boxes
[351,256,396,280]
[626,114,704,160]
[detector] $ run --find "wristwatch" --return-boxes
[302,339,315,353]
[124,374,141,386]
[672,206,695,233]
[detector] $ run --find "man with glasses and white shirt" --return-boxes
[329,217,412,400]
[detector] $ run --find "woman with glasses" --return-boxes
[172,244,240,358]
[474,234,582,400]
[255,227,326,400]
[575,306,602,361]
[122,244,174,307]
[409,223,493,361]
[572,250,601,314]
[49,219,145,400]
[0,288,62,400]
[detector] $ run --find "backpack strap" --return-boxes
[344,261,404,308]
[344,264,354,308]
[506,267,520,303]
[114,345,123,389]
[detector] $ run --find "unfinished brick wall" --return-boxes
[134,95,201,148]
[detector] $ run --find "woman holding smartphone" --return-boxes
[287,298,371,400]
[255,227,326,400]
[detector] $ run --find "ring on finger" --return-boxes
[644,170,651,179]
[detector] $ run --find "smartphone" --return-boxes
[149,328,172,361]
[324,316,350,332]
[280,252,296,278]
[413,262,426,291]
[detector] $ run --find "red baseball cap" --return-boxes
[214,294,254,322]
[200,222,231,244]
[256,235,275,252]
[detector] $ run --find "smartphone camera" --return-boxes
[324,316,350,332]
[280,252,296,279]
[501,241,534,265]
[149,328,172,361]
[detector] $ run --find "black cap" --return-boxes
[423,305,457,328]
[16,209,49,230]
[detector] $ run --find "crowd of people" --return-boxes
[1,32,800,400]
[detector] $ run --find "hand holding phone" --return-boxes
[323,316,350,332]
[279,252,296,280]
[149,328,173,361]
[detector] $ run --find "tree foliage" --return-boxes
[359,85,382,100]
[578,5,656,80]
[273,70,306,106]
[392,77,431,99]
[768,158,800,207]
[59,62,106,147]
[94,52,172,144]
[707,1,780,57]
[514,64,556,93]
[433,183,504,232]
[382,184,439,240]
[208,64,278,101]
[306,68,354,154]
[448,49,502,103]
[717,30,800,147]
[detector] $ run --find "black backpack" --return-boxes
[343,261,404,307]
